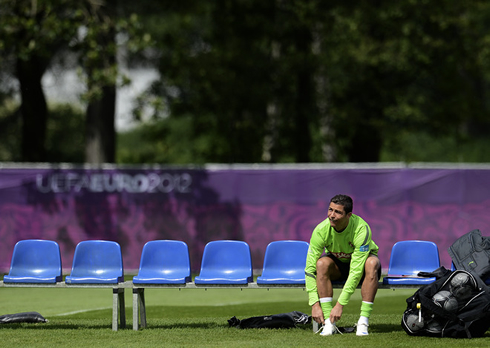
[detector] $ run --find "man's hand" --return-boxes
[312,302,325,324]
[329,302,344,323]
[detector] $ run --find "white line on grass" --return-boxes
[54,307,111,316]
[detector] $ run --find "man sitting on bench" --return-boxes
[305,194,381,336]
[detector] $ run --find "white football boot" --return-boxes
[320,320,337,336]
[356,320,369,336]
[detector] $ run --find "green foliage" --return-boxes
[381,131,490,163]
[124,0,490,164]
[74,1,153,104]
[45,103,85,163]
[117,115,221,164]
[0,0,83,61]
[0,101,85,162]
[135,1,304,163]
[0,0,151,163]
[117,122,170,164]
[0,99,21,161]
[117,120,490,165]
[3,1,490,164]
[0,0,87,162]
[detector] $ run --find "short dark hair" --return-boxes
[330,194,353,214]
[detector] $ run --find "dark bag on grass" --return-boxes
[402,269,490,338]
[0,312,48,324]
[228,311,310,329]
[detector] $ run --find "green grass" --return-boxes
[0,287,489,347]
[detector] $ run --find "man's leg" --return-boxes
[317,256,342,297]
[357,254,381,336]
[315,256,342,335]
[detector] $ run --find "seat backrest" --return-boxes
[6,239,62,282]
[69,240,123,282]
[261,240,309,277]
[136,240,191,280]
[387,240,440,276]
[197,240,253,283]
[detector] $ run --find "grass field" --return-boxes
[0,286,489,347]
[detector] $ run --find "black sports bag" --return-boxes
[402,269,490,338]
[228,311,310,329]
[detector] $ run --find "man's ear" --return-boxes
[347,212,353,218]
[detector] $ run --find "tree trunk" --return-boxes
[293,27,313,163]
[346,117,382,162]
[17,56,48,162]
[84,5,117,165]
[85,85,116,164]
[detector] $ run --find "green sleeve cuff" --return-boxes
[308,292,320,307]
[338,291,350,306]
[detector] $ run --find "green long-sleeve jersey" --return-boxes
[304,214,378,306]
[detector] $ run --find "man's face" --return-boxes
[327,202,352,231]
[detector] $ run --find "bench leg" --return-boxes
[312,320,319,333]
[133,288,139,330]
[133,288,146,330]
[119,288,126,329]
[112,288,126,331]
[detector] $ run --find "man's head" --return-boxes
[330,194,353,214]
[328,194,353,231]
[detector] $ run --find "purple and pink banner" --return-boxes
[1,164,489,274]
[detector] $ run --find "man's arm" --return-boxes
[329,302,344,323]
[306,222,332,325]
[311,301,325,325]
[305,244,323,306]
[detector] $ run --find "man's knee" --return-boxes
[317,256,341,279]
[316,256,333,274]
[365,256,381,279]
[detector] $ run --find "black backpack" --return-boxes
[402,269,490,338]
[448,229,490,281]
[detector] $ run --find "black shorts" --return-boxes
[324,253,382,283]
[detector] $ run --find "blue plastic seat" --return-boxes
[257,240,309,285]
[65,240,124,284]
[3,239,62,284]
[133,240,191,284]
[383,240,440,285]
[194,240,253,285]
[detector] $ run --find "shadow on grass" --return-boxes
[136,322,229,330]
[371,323,402,334]
[0,322,112,330]
[137,320,315,331]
